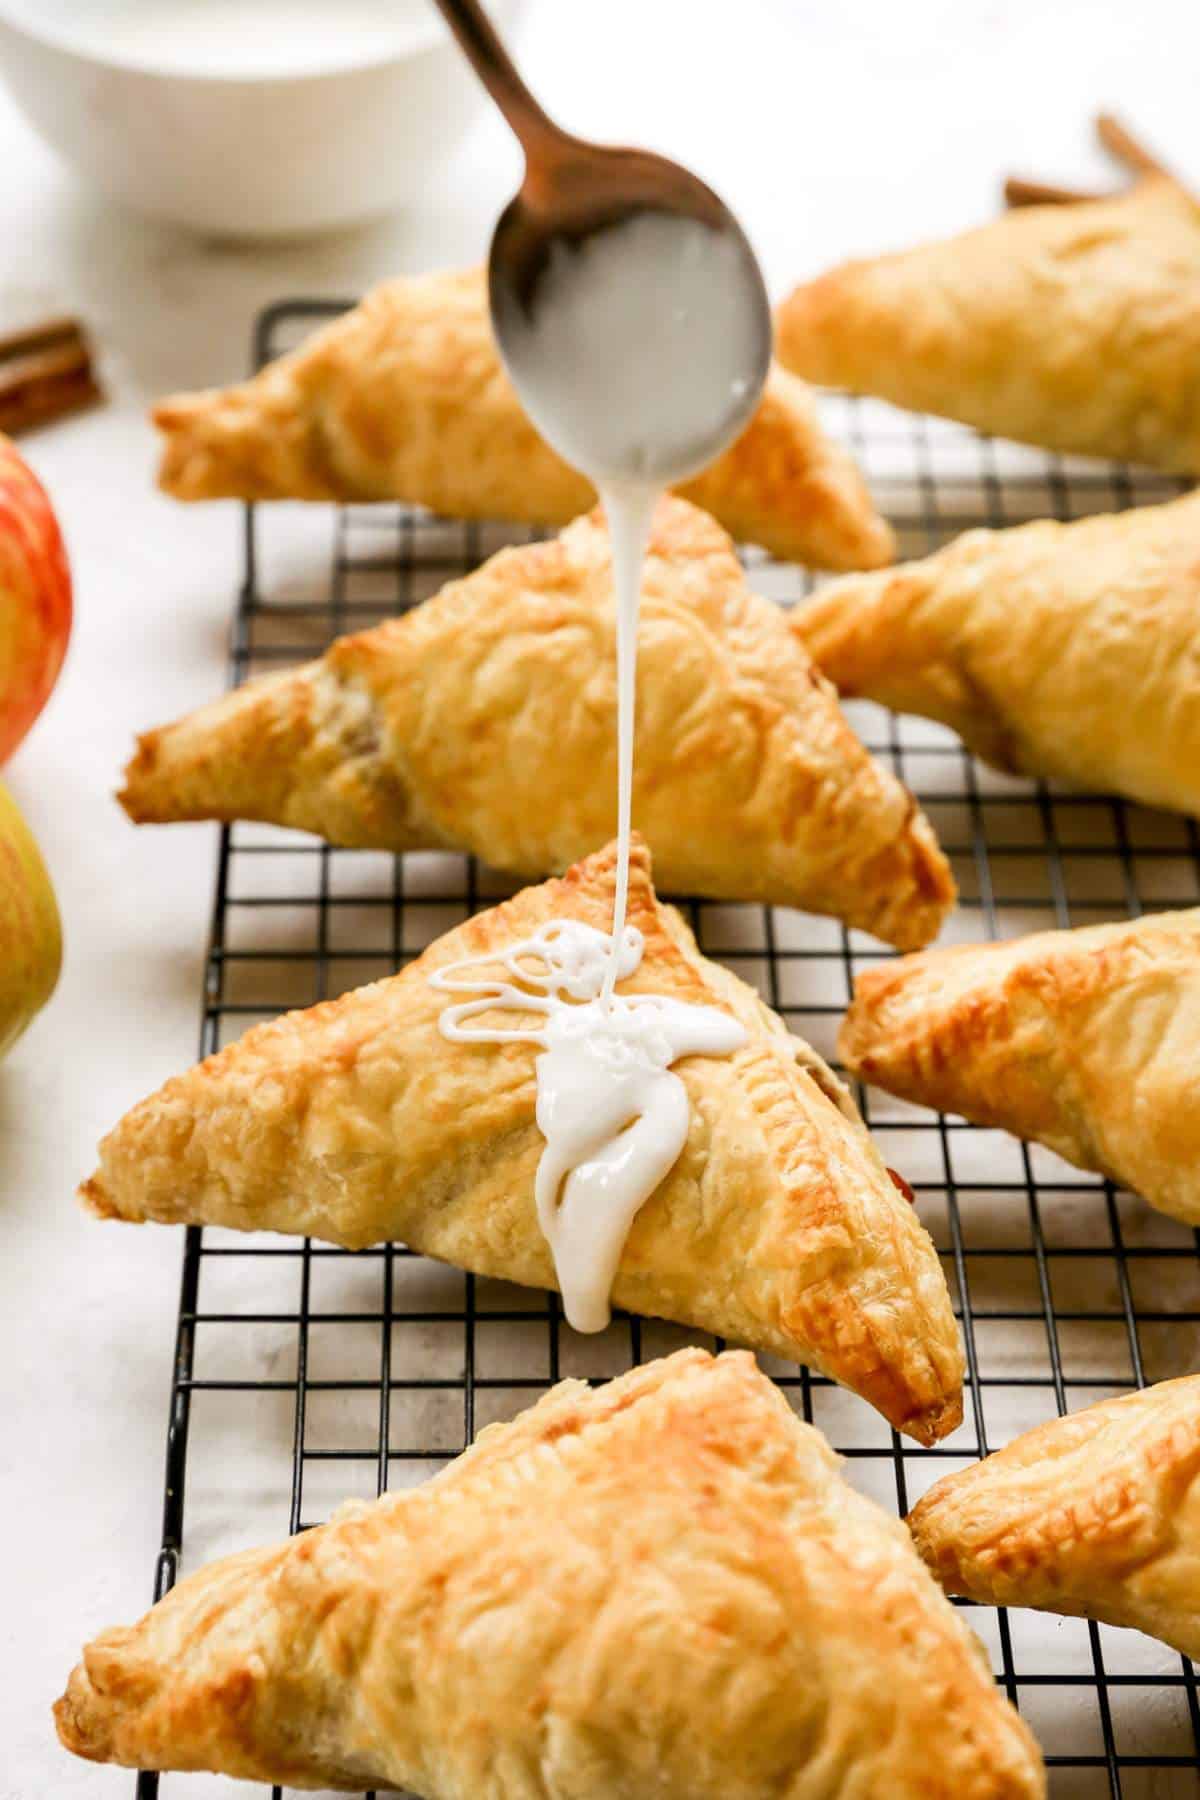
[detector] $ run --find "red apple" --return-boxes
[0,434,71,765]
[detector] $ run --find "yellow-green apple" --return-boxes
[0,780,60,1055]
[0,434,71,764]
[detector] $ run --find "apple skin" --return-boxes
[0,780,61,1057]
[0,434,72,765]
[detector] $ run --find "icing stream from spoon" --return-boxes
[430,212,765,1327]
[598,480,656,1005]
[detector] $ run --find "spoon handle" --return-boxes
[431,0,565,162]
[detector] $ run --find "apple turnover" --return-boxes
[840,908,1200,1226]
[777,179,1200,472]
[120,497,954,951]
[910,1375,1200,1661]
[153,265,894,571]
[793,489,1200,815]
[57,1347,1043,1795]
[81,840,964,1444]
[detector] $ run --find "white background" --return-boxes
[2,0,1199,1792]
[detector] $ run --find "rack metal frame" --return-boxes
[137,301,1200,1798]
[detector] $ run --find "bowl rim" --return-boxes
[0,0,520,84]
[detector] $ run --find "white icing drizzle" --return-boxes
[430,920,746,1332]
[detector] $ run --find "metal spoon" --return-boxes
[431,0,771,487]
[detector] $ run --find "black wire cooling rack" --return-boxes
[138,301,1200,1800]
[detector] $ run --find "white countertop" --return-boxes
[3,2,1199,1792]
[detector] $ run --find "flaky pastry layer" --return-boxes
[777,180,1200,472]
[794,489,1200,816]
[57,1349,1042,1796]
[82,839,963,1443]
[910,1375,1200,1661]
[840,908,1200,1226]
[155,265,894,571]
[120,497,953,950]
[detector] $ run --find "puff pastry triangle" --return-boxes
[777,179,1200,471]
[119,497,953,951]
[56,1347,1043,1795]
[910,1375,1200,1660]
[153,265,894,571]
[81,840,964,1443]
[792,490,1200,814]
[840,908,1200,1225]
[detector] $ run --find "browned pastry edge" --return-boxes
[908,1375,1200,1660]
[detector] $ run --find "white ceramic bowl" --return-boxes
[0,0,525,238]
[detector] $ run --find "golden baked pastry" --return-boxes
[56,1347,1044,1795]
[776,179,1200,472]
[153,264,894,571]
[910,1375,1200,1661]
[82,840,964,1444]
[840,908,1200,1226]
[793,490,1200,815]
[120,497,953,951]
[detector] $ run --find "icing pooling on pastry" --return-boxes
[430,919,746,1331]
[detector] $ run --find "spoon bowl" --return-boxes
[432,0,771,489]
[488,137,772,486]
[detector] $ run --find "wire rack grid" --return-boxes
[136,300,1200,1800]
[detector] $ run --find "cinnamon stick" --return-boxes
[0,316,102,435]
[1003,112,1188,218]
[0,317,86,364]
[1096,111,1172,180]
